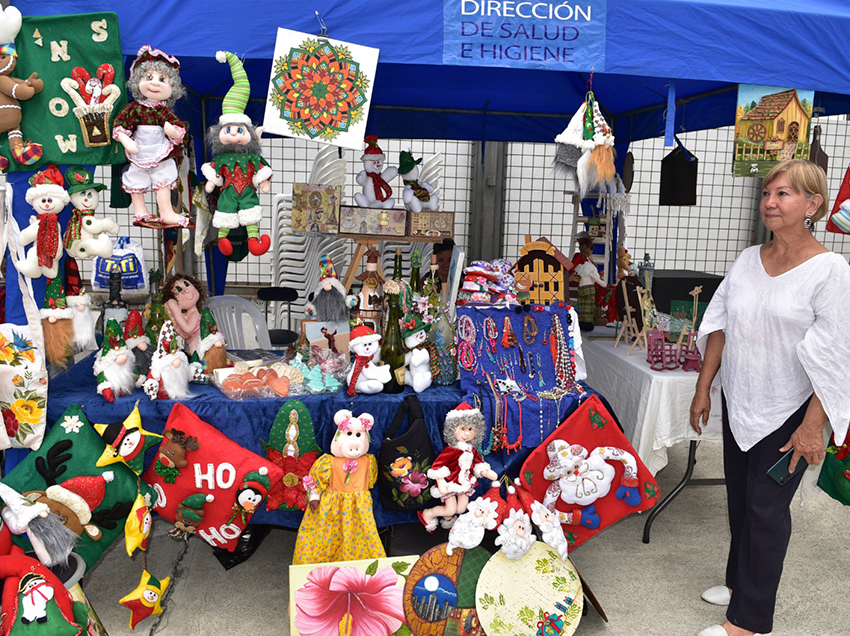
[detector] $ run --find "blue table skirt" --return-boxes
[20,353,606,528]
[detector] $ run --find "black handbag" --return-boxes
[378,395,436,511]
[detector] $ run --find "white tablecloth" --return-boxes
[581,338,722,475]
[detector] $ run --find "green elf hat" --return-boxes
[216,50,252,126]
[101,319,128,356]
[40,275,72,320]
[197,307,225,359]
[398,150,422,176]
[179,493,214,524]
[64,166,106,194]
[241,467,271,493]
[401,313,431,340]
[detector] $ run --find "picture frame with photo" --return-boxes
[301,320,351,356]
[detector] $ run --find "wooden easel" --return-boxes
[614,279,641,348]
[627,287,650,355]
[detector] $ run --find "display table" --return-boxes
[581,337,724,542]
[34,353,601,530]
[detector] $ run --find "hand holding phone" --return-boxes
[766,449,808,486]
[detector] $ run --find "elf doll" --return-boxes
[201,51,272,257]
[419,402,498,533]
[113,45,188,228]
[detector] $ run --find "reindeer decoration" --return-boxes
[152,428,200,483]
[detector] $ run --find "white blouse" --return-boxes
[698,245,850,451]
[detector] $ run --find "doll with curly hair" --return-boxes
[113,46,188,228]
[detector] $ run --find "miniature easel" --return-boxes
[689,285,702,332]
[614,279,641,348]
[627,286,650,355]
[342,239,387,292]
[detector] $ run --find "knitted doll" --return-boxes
[113,45,188,227]
[292,410,385,564]
[16,165,69,280]
[419,402,498,533]
[201,51,273,257]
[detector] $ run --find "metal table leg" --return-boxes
[642,440,724,543]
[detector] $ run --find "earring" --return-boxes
[804,213,814,230]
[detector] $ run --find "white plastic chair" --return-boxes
[206,296,273,349]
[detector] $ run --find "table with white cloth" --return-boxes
[580,337,724,542]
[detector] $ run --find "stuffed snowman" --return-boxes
[62,166,119,259]
[354,136,397,209]
[402,314,432,393]
[346,324,391,396]
[17,165,70,279]
[398,150,439,213]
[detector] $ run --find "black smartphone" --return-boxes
[766,449,808,486]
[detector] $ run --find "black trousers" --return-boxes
[722,393,812,634]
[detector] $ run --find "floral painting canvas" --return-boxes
[264,28,379,151]
[289,555,418,636]
[0,323,47,450]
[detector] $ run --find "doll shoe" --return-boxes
[701,585,731,606]
[697,626,771,636]
[218,237,234,256]
[417,510,437,534]
[248,235,271,256]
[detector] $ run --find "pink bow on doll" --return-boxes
[359,415,374,431]
[337,417,353,433]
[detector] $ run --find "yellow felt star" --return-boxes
[95,402,162,474]
[119,570,170,630]
[124,492,153,557]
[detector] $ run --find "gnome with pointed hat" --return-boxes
[63,165,118,259]
[305,254,356,323]
[354,136,398,209]
[143,320,192,400]
[201,51,273,257]
[192,307,227,381]
[124,309,153,382]
[17,165,70,279]
[64,256,97,352]
[39,268,75,367]
[94,318,137,402]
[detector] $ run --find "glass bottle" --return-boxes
[429,302,457,385]
[392,248,403,280]
[380,292,405,393]
[409,249,422,295]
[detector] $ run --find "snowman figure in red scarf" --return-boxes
[354,136,397,209]
[17,165,70,279]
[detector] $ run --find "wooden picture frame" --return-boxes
[407,211,455,239]
[338,206,408,238]
[291,183,340,233]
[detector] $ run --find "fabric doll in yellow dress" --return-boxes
[293,409,386,564]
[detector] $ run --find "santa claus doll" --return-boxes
[93,319,137,402]
[143,321,191,401]
[494,486,537,560]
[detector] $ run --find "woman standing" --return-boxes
[690,160,850,636]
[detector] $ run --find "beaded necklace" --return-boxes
[484,316,498,355]
[522,314,538,344]
[501,315,517,348]
[458,315,476,343]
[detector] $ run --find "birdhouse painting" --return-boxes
[733,84,814,177]
[512,235,574,305]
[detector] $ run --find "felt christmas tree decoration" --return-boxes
[519,394,658,550]
[262,401,321,512]
[39,272,75,367]
[2,404,151,569]
[142,403,283,552]
[0,551,90,636]
[124,492,153,557]
[93,318,136,403]
[200,50,272,257]
[119,569,170,630]
[63,256,97,352]
[93,402,162,475]
[17,165,69,280]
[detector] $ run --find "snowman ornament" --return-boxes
[354,136,397,209]
[17,165,70,279]
[62,165,119,260]
[402,314,432,393]
[346,324,391,396]
[19,572,55,625]
[398,150,439,213]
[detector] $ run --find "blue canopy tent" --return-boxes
[8,0,850,324]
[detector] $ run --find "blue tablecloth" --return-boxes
[16,353,607,529]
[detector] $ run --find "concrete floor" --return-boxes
[81,440,850,636]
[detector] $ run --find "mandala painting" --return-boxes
[264,28,379,151]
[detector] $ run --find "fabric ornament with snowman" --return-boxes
[354,136,397,209]
[17,165,69,280]
[347,323,391,396]
[62,165,118,260]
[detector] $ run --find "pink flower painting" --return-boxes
[294,565,405,636]
[399,471,428,497]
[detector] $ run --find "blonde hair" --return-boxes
[763,160,829,222]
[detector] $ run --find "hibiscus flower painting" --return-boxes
[290,556,418,636]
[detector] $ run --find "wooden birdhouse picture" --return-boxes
[734,84,814,177]
[512,235,574,305]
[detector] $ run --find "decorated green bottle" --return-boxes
[380,292,405,393]
[145,293,167,344]
[392,248,404,280]
[409,249,422,295]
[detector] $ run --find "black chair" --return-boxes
[257,287,299,348]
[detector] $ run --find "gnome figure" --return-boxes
[399,150,439,213]
[62,165,118,259]
[17,165,70,279]
[354,136,397,209]
[124,309,153,383]
[305,255,355,323]
[64,256,97,352]
[39,274,74,367]
[201,51,273,257]
[0,482,78,567]
[143,321,192,401]
[192,307,227,381]
[346,323,390,396]
[93,319,137,402]
[0,6,44,166]
[402,314,433,393]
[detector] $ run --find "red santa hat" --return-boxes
[45,472,114,525]
[123,310,150,349]
[25,164,69,206]
[445,401,482,423]
[349,323,381,350]
[483,481,508,525]
[513,478,538,518]
[360,135,385,162]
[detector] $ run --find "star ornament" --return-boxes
[95,402,163,474]
[125,492,153,557]
[119,570,170,629]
